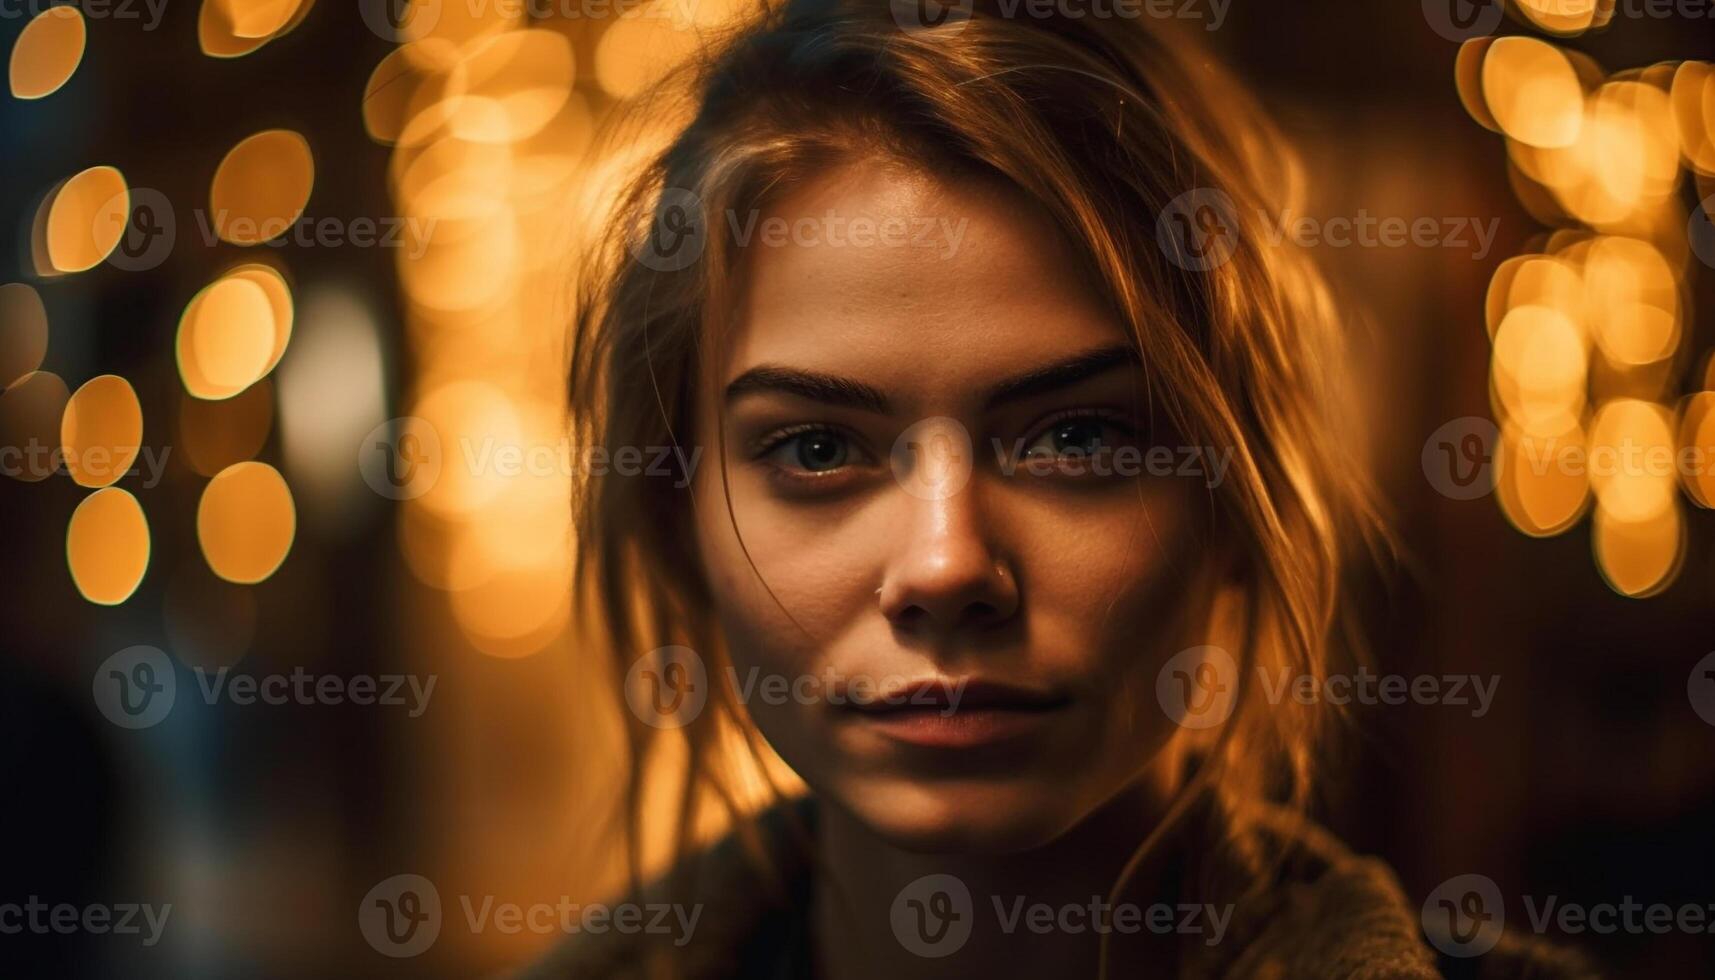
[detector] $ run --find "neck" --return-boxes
[812,785,1190,980]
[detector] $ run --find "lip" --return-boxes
[840,678,1070,750]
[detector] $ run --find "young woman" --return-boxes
[530,2,1592,976]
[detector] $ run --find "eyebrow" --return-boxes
[722,343,1141,414]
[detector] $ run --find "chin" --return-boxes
[829,774,1090,855]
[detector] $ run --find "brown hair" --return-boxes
[567,0,1385,965]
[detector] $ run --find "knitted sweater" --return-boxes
[520,800,1599,980]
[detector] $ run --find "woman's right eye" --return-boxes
[754,426,869,482]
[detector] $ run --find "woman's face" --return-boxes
[692,160,1209,853]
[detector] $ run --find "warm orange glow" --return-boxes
[0,370,69,483]
[0,283,49,388]
[1496,417,1589,537]
[177,274,279,400]
[45,166,128,273]
[61,374,143,488]
[1593,499,1684,598]
[8,5,86,100]
[1481,37,1584,150]
[66,487,150,605]
[197,461,297,584]
[209,130,315,245]
[1491,305,1588,427]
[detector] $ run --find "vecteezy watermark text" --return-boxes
[358,873,702,958]
[890,874,1231,958]
[0,897,171,947]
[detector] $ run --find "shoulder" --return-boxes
[1201,805,1601,980]
[513,799,814,980]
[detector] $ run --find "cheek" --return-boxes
[692,465,882,671]
[1011,484,1203,683]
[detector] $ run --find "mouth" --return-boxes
[838,678,1071,750]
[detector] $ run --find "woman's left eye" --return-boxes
[1021,413,1134,461]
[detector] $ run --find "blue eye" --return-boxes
[762,427,853,473]
[1023,414,1127,460]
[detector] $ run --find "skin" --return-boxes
[690,158,1216,975]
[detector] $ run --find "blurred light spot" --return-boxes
[228,263,295,374]
[1671,61,1715,176]
[1495,417,1588,536]
[1481,37,1584,149]
[178,379,273,477]
[1680,392,1715,508]
[0,283,49,388]
[1583,236,1680,367]
[177,275,278,400]
[1514,0,1598,35]
[363,41,461,146]
[46,166,128,273]
[0,370,69,482]
[594,12,704,100]
[412,379,518,516]
[1593,499,1683,598]
[209,130,315,245]
[8,5,85,100]
[61,374,142,488]
[276,286,387,532]
[449,29,574,144]
[67,487,150,605]
[449,559,570,656]
[198,461,296,584]
[199,0,314,56]
[1491,305,1587,428]
[1588,398,1675,522]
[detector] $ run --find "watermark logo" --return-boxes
[889,0,975,32]
[1155,644,1238,730]
[358,0,443,42]
[892,416,973,501]
[360,874,443,958]
[103,186,175,272]
[1156,188,1240,272]
[633,187,706,272]
[1421,416,1496,501]
[1690,194,1715,271]
[891,874,974,957]
[92,645,176,730]
[1421,0,1504,41]
[625,645,709,729]
[1422,873,1505,958]
[359,417,443,501]
[1689,651,1715,727]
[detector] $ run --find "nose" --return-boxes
[877,481,1020,632]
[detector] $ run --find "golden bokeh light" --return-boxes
[0,283,50,388]
[177,274,279,400]
[1481,37,1585,149]
[1582,235,1680,367]
[199,0,315,57]
[61,374,143,488]
[197,461,297,584]
[448,29,575,145]
[1496,417,1589,537]
[1588,398,1676,523]
[229,263,296,374]
[45,166,128,273]
[1673,61,1715,175]
[209,130,315,245]
[66,487,150,605]
[1491,305,1588,428]
[1679,391,1715,509]
[1593,499,1684,598]
[593,12,706,100]
[8,5,86,100]
[178,380,275,477]
[1513,0,1601,36]
[0,370,70,482]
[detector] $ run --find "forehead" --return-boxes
[716,160,1130,409]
